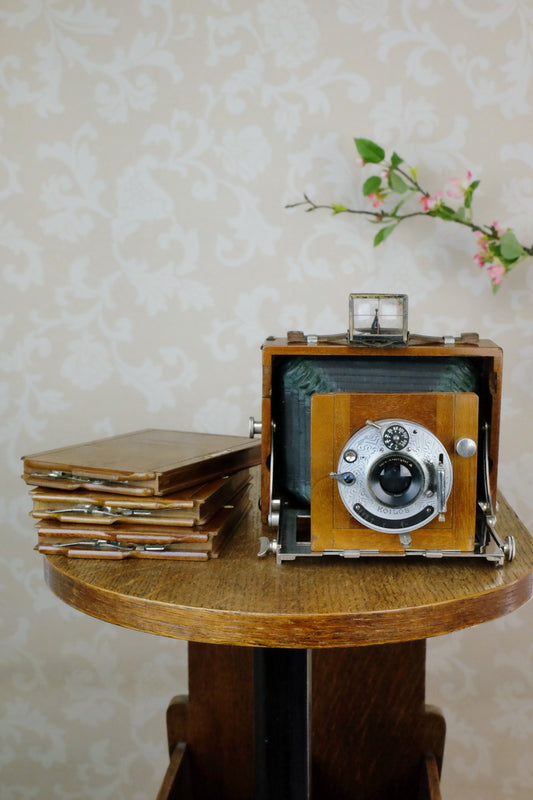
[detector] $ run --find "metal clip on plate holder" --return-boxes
[52,539,167,553]
[30,469,133,489]
[46,503,153,520]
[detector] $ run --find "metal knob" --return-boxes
[455,437,477,457]
[504,535,516,562]
[257,536,279,557]
[249,416,262,438]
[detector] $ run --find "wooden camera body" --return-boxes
[255,317,514,565]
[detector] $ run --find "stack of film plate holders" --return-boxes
[22,429,260,561]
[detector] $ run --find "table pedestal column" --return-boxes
[160,640,445,800]
[254,648,311,800]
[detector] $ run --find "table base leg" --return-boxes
[159,640,445,800]
[311,642,445,799]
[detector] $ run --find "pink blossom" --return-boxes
[419,190,442,213]
[446,171,473,199]
[446,188,461,200]
[487,262,505,285]
[475,232,489,252]
[355,156,366,168]
[474,252,486,268]
[492,221,504,237]
[368,191,383,209]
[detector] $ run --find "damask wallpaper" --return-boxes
[1,2,533,798]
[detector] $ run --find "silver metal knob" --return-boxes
[249,416,262,438]
[455,437,477,457]
[257,536,279,557]
[504,535,516,562]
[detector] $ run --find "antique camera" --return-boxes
[251,294,515,565]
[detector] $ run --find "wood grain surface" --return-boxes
[43,469,533,649]
[160,641,446,800]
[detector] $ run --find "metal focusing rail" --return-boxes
[259,505,514,566]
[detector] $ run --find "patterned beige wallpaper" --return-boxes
[2,2,533,798]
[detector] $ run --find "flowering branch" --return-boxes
[287,138,533,291]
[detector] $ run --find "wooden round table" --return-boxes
[43,473,533,800]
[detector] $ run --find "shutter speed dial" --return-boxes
[382,424,409,451]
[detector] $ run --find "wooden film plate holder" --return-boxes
[42,468,533,800]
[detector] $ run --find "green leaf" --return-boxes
[355,138,385,164]
[373,223,398,246]
[331,204,348,214]
[390,152,403,169]
[362,175,382,196]
[454,206,466,222]
[434,204,458,221]
[500,230,524,261]
[388,171,409,194]
[464,179,480,210]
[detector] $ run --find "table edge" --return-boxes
[43,555,533,649]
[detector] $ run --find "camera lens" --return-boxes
[368,454,423,508]
[379,461,412,494]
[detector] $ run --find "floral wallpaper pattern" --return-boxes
[1,2,533,798]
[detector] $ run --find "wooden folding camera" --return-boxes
[252,295,515,565]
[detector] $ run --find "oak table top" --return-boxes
[43,470,533,649]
